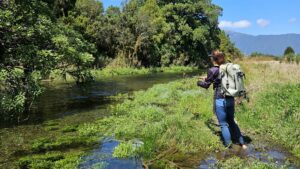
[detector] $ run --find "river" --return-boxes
[0,72,198,168]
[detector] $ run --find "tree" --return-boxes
[0,0,95,121]
[285,53,295,63]
[218,31,242,61]
[284,46,295,55]
[284,46,295,63]
[296,55,300,64]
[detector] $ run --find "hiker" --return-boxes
[197,50,247,149]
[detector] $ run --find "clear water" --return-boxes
[199,143,299,169]
[78,138,143,169]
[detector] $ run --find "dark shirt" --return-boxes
[197,66,224,99]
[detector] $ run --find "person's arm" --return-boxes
[197,68,215,89]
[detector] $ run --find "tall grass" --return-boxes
[240,61,300,93]
[236,61,300,158]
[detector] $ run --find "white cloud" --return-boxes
[256,19,270,27]
[288,17,297,23]
[219,20,251,29]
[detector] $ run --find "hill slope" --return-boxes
[226,31,300,56]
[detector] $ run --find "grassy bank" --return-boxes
[92,66,197,78]
[48,66,197,83]
[18,61,300,168]
[236,61,300,158]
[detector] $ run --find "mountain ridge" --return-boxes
[225,31,300,56]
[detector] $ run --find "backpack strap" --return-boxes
[225,64,230,89]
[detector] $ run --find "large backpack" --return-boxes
[219,63,247,98]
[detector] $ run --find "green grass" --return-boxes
[92,66,196,78]
[237,84,300,157]
[48,66,197,83]
[237,61,300,158]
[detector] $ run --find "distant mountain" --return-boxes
[226,31,300,56]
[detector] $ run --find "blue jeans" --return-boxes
[215,97,245,146]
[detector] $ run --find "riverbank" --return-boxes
[14,61,300,168]
[48,66,197,83]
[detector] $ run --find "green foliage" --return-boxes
[283,46,295,55]
[219,31,242,60]
[1,0,230,121]
[237,84,300,157]
[283,46,296,63]
[285,53,296,63]
[113,141,139,158]
[250,52,279,58]
[91,66,196,78]
[296,55,300,64]
[0,0,95,121]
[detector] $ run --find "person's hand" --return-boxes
[199,76,206,81]
[235,97,243,105]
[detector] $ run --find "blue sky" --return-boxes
[100,0,300,35]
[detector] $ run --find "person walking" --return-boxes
[197,50,247,149]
